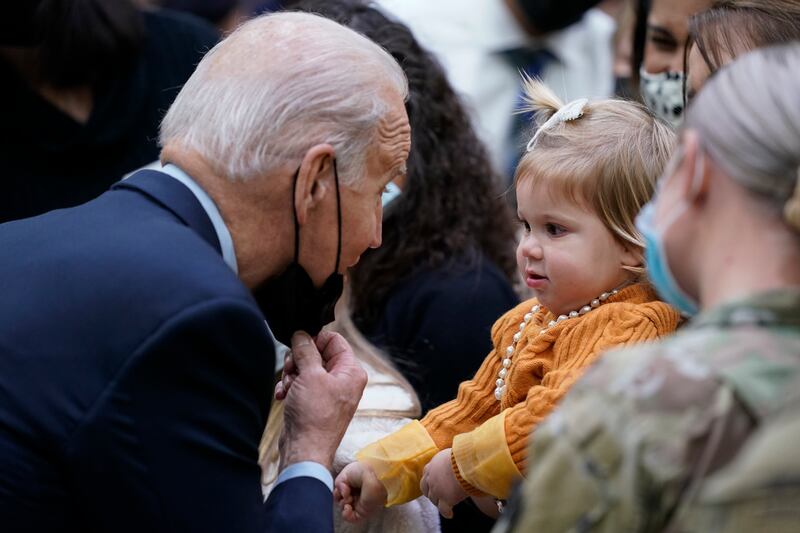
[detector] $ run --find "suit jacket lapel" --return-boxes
[112,170,222,255]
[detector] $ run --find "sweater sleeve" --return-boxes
[420,304,526,447]
[450,305,674,499]
[354,304,525,506]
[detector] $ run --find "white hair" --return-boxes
[160,12,408,184]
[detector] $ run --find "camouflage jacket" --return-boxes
[495,289,800,533]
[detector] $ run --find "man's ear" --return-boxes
[679,130,710,206]
[295,144,335,225]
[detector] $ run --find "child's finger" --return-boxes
[438,501,454,519]
[337,481,352,504]
[420,472,429,497]
[342,504,354,522]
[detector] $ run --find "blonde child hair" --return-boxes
[515,77,676,276]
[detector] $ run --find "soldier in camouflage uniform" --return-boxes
[495,44,800,533]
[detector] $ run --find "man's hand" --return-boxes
[278,331,367,471]
[334,461,388,523]
[420,448,468,519]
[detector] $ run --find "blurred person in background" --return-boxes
[157,0,245,33]
[374,0,617,180]
[685,0,800,101]
[495,43,800,533]
[610,0,638,97]
[0,0,218,223]
[633,0,712,127]
[253,1,287,13]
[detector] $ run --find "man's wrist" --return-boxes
[279,442,334,472]
[276,461,334,492]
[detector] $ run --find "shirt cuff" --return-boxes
[276,461,333,492]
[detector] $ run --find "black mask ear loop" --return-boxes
[332,158,343,275]
[291,168,301,264]
[290,159,343,275]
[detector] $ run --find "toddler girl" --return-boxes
[335,79,682,521]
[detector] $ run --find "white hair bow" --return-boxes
[526,98,589,152]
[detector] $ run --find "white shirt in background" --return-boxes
[376,0,616,174]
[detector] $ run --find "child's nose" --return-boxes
[520,235,544,260]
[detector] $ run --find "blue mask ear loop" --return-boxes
[289,157,342,276]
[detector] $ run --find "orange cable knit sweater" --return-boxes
[357,283,681,503]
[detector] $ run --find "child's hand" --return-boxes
[471,495,501,518]
[334,461,388,523]
[420,448,468,519]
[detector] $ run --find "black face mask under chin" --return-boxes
[253,161,345,346]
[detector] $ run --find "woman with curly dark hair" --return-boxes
[288,0,519,412]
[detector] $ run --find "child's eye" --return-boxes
[545,223,566,236]
[518,218,531,233]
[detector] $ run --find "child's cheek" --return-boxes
[515,243,526,278]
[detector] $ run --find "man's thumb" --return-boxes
[290,331,323,371]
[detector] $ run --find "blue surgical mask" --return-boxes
[635,150,703,316]
[382,181,402,207]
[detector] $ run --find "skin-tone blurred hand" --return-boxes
[278,331,368,471]
[420,448,468,519]
[471,495,501,519]
[334,461,388,523]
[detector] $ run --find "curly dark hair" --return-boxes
[286,0,518,327]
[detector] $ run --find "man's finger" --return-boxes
[283,352,296,375]
[290,331,323,371]
[274,381,286,400]
[315,331,352,365]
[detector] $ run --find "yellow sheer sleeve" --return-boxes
[356,420,440,506]
[451,410,522,499]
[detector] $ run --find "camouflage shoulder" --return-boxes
[572,329,723,406]
[675,389,800,533]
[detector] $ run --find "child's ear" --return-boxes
[619,242,642,270]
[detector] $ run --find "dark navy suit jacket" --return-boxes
[0,171,332,532]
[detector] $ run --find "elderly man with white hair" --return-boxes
[0,12,410,533]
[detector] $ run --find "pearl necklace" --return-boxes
[494,288,621,401]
